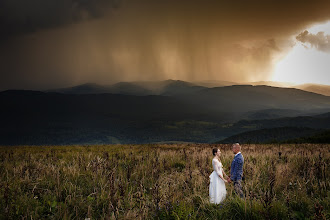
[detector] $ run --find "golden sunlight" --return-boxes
[272,21,330,85]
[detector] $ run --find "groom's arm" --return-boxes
[236,157,243,180]
[230,161,236,181]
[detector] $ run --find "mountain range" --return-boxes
[46,80,330,97]
[1,80,330,145]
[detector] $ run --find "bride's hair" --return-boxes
[212,148,218,156]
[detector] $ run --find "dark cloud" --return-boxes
[296,30,330,52]
[0,0,120,40]
[1,0,330,90]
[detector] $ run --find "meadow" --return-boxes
[0,144,329,219]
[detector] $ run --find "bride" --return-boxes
[209,148,228,204]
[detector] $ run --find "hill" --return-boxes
[293,84,330,97]
[192,80,239,88]
[217,127,322,144]
[2,84,330,145]
[47,82,153,96]
[46,80,330,98]
[182,85,330,114]
[241,109,305,120]
[247,81,296,87]
[0,90,228,145]
[285,129,330,143]
[46,82,330,117]
[46,80,204,96]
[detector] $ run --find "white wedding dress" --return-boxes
[209,158,226,204]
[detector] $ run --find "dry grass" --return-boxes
[0,144,329,219]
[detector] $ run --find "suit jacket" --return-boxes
[230,153,244,181]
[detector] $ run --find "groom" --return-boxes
[227,143,244,198]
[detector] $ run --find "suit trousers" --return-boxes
[234,180,244,198]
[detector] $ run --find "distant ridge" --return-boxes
[30,82,330,115]
[241,109,305,120]
[248,81,296,88]
[46,82,152,95]
[286,129,330,143]
[217,127,330,144]
[293,84,330,97]
[46,80,202,96]
[192,80,239,88]
[217,127,321,144]
[44,80,330,97]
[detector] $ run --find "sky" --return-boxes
[1,0,330,90]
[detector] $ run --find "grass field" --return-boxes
[0,144,329,219]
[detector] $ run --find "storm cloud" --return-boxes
[296,30,330,52]
[1,0,330,90]
[0,0,120,39]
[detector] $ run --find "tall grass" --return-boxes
[0,144,329,219]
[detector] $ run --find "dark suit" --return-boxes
[230,152,244,198]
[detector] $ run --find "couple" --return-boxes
[209,143,244,204]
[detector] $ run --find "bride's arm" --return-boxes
[219,174,228,182]
[220,168,228,182]
[214,160,227,182]
[213,159,222,177]
[222,170,229,179]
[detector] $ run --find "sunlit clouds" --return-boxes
[272,21,330,85]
